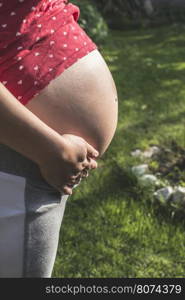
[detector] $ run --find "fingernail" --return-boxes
[94,152,99,157]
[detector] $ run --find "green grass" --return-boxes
[53,24,185,278]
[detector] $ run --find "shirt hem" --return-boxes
[21,41,98,105]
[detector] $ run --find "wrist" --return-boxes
[35,130,67,166]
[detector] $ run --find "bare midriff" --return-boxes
[25,50,118,157]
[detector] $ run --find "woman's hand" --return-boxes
[38,133,99,195]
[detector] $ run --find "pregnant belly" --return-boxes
[25,50,118,156]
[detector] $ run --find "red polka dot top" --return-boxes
[0,0,98,105]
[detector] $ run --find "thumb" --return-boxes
[86,142,99,158]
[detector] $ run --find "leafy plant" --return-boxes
[149,160,160,172]
[70,0,108,44]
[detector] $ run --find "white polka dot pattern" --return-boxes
[0,0,98,105]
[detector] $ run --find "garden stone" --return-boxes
[153,186,174,203]
[155,172,162,177]
[130,149,142,157]
[131,164,149,177]
[172,186,185,205]
[151,146,160,154]
[142,146,160,158]
[139,174,158,186]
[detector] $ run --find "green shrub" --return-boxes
[94,0,143,29]
[94,0,185,29]
[70,0,108,44]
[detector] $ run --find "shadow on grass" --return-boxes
[101,24,185,153]
[72,159,185,227]
[72,163,139,207]
[54,25,185,278]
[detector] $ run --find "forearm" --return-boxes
[0,83,65,165]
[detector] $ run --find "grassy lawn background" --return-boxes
[53,24,185,278]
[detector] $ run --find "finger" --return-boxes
[86,157,98,169]
[63,185,73,195]
[81,156,98,170]
[81,158,91,169]
[86,142,99,158]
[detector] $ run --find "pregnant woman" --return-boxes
[0,0,118,277]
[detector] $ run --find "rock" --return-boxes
[142,149,153,158]
[151,146,160,154]
[131,164,149,177]
[172,186,185,206]
[164,148,172,154]
[153,186,174,203]
[142,146,160,158]
[131,146,160,158]
[130,149,142,157]
[139,174,159,186]
[155,172,162,177]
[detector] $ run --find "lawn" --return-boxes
[53,24,185,278]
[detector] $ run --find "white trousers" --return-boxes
[0,143,77,278]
